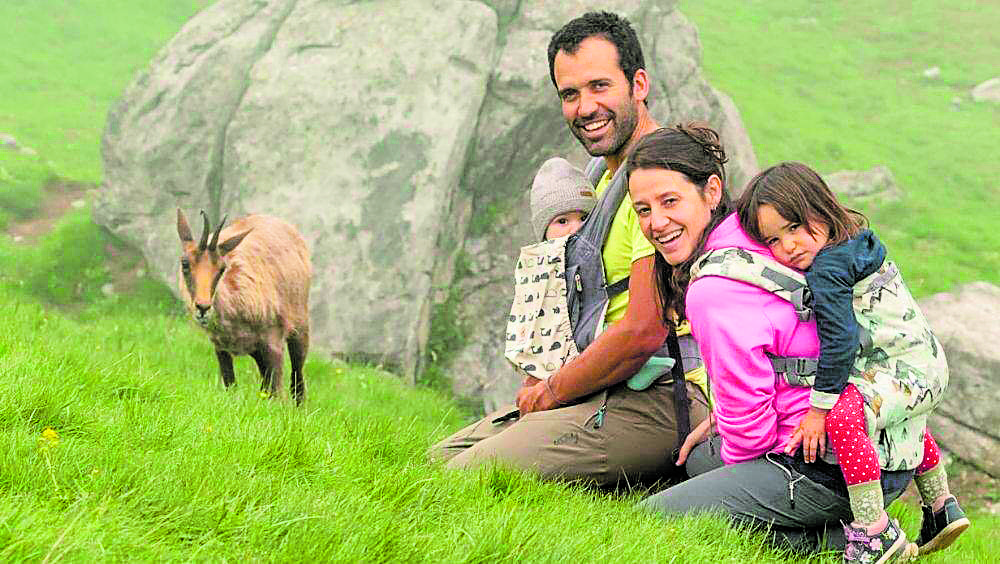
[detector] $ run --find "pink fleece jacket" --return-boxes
[687,214,817,464]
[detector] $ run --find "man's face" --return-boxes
[553,36,640,158]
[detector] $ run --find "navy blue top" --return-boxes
[805,229,886,397]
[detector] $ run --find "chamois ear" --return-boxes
[218,229,252,256]
[177,208,194,243]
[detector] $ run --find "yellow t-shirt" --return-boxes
[595,170,708,395]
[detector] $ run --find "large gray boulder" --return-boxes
[919,282,1000,478]
[97,0,498,379]
[96,0,759,406]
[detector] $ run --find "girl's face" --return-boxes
[756,204,830,270]
[630,167,722,266]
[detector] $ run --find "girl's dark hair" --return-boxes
[735,161,867,247]
[625,122,733,326]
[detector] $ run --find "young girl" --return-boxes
[736,162,969,561]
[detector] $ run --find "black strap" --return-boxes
[665,327,690,453]
[606,276,630,298]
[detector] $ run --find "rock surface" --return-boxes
[823,165,902,206]
[95,0,759,407]
[972,77,1000,103]
[919,282,1000,478]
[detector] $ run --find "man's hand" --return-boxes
[784,406,828,463]
[675,412,714,466]
[516,380,559,415]
[522,375,542,388]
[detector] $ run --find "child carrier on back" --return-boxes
[689,246,948,469]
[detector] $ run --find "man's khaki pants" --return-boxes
[429,376,709,488]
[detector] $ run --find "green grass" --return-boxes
[0,253,996,561]
[0,282,813,562]
[0,0,998,561]
[679,0,1000,296]
[0,0,211,185]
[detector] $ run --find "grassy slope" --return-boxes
[0,0,210,182]
[679,0,1000,296]
[0,0,997,561]
[0,285,811,562]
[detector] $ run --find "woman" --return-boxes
[627,124,921,559]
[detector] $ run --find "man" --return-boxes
[430,11,709,487]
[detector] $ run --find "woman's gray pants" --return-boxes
[639,436,914,554]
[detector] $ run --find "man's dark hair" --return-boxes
[547,11,646,89]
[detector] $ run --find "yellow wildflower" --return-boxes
[38,427,60,449]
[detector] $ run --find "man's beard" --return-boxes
[570,101,639,158]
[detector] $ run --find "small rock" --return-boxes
[923,66,941,79]
[0,133,17,150]
[13,236,23,243]
[101,283,115,297]
[972,77,1000,103]
[19,147,37,157]
[71,199,86,209]
[823,165,902,205]
[135,268,146,278]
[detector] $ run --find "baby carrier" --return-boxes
[504,157,700,445]
[689,247,948,469]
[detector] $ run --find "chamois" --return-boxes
[176,209,312,405]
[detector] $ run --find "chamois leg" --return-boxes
[251,343,285,399]
[215,349,236,389]
[287,329,309,405]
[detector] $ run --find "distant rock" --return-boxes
[823,165,901,205]
[919,282,1000,478]
[0,133,18,150]
[972,78,1000,103]
[923,66,940,79]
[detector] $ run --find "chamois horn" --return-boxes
[209,215,228,251]
[198,210,211,250]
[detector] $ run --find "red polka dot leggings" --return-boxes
[827,384,943,485]
[916,427,941,475]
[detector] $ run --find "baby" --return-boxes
[530,157,596,241]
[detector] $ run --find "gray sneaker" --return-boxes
[916,496,971,555]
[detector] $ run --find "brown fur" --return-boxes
[177,210,312,404]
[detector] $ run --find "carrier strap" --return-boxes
[692,248,814,322]
[665,326,691,453]
[767,354,818,387]
[606,276,630,298]
[582,157,628,253]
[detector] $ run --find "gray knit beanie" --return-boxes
[530,157,597,241]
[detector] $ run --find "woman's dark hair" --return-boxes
[735,161,867,247]
[625,122,733,326]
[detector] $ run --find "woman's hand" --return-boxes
[675,412,714,466]
[784,406,828,463]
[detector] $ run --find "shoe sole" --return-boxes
[873,536,915,564]
[918,517,971,555]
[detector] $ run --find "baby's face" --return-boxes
[545,210,588,240]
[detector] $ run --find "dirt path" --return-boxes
[5,178,94,243]
[4,177,151,298]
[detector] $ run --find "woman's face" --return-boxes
[630,167,721,266]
